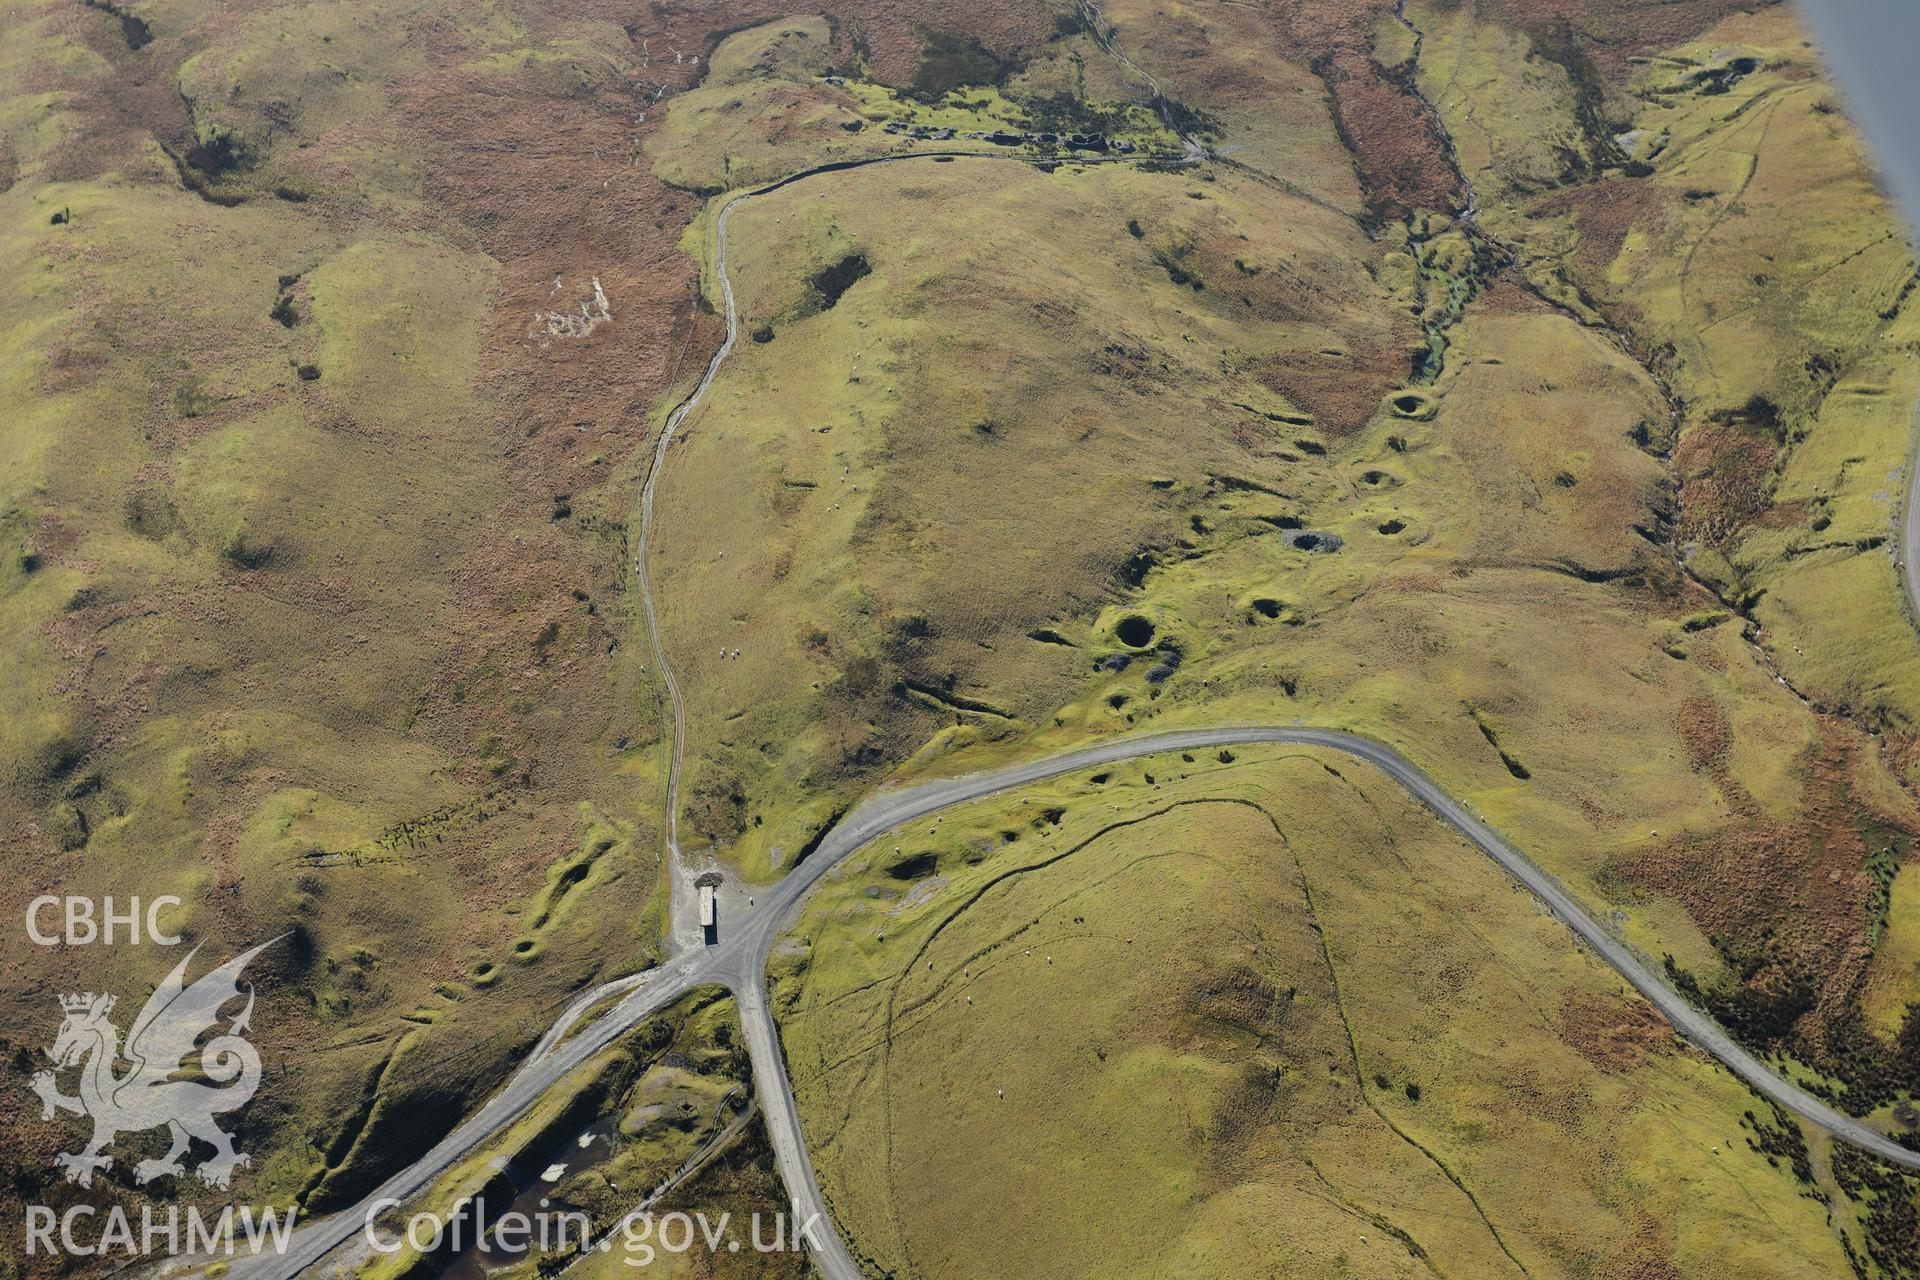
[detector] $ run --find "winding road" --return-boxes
[258,730,1920,1280]
[253,144,1920,1280]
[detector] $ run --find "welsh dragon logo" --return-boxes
[30,940,276,1189]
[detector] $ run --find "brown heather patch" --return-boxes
[1691,643,1728,674]
[1313,47,1463,219]
[1596,1216,1685,1280]
[1752,497,1812,531]
[1883,729,1920,780]
[1185,194,1417,432]
[33,0,195,186]
[829,0,1054,86]
[385,11,713,802]
[1533,174,1650,278]
[1259,0,1463,219]
[1674,416,1780,550]
[1610,723,1895,1044]
[1560,991,1675,1072]
[1675,693,1731,773]
[1257,340,1408,435]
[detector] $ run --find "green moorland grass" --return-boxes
[773,746,1863,1277]
[1410,1,1920,731]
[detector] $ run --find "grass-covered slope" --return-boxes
[649,152,1413,876]
[0,0,701,1234]
[1411,1,1920,728]
[775,747,1866,1278]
